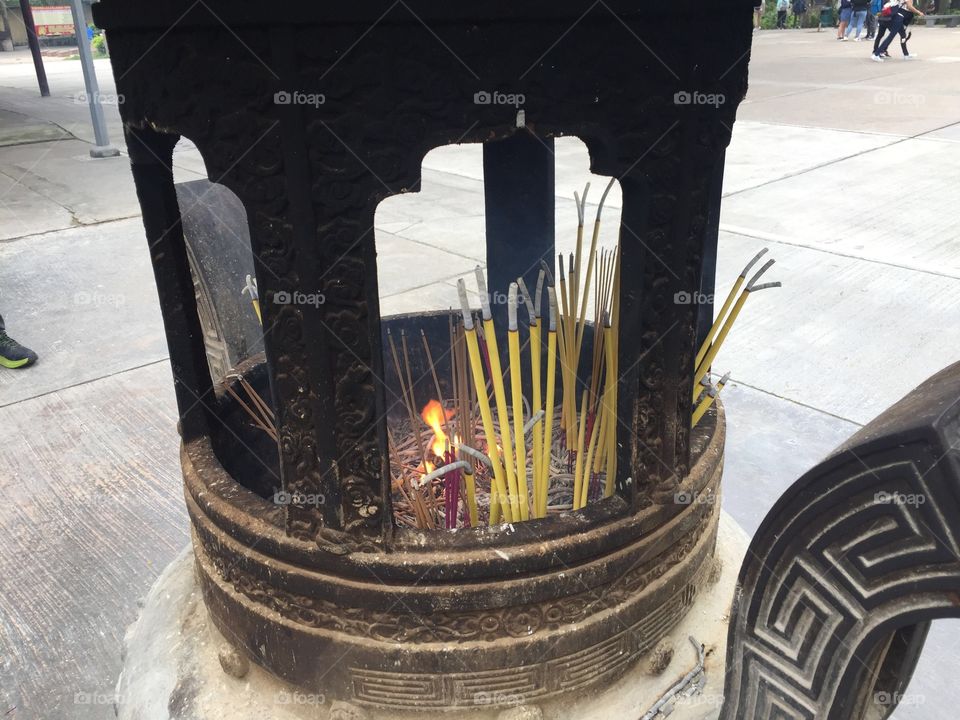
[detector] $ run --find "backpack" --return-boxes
[793,0,807,11]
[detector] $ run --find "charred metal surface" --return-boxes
[722,360,960,720]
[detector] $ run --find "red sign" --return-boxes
[33,6,75,38]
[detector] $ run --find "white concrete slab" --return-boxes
[720,136,960,276]
[722,120,895,195]
[711,229,960,425]
[0,218,168,407]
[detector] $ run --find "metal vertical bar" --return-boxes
[483,131,555,373]
[126,126,213,441]
[68,0,118,157]
[18,0,49,96]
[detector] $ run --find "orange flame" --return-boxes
[421,399,454,457]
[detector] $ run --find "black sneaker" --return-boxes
[0,331,38,368]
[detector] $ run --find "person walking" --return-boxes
[792,0,808,26]
[845,0,870,39]
[872,0,924,60]
[838,0,854,38]
[754,1,765,30]
[865,0,881,37]
[777,0,789,27]
[0,314,38,369]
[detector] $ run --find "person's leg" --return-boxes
[0,313,38,369]
[900,14,915,56]
[875,13,904,54]
[855,10,867,36]
[899,25,913,55]
[874,18,888,51]
[845,11,857,35]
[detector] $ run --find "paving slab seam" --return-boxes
[719,223,960,281]
[722,118,960,199]
[0,212,144,245]
[710,373,864,428]
[0,356,170,410]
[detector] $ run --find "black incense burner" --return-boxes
[96,2,960,718]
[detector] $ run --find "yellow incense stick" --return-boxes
[602,324,617,497]
[593,390,609,474]
[695,248,768,369]
[572,392,588,510]
[607,249,621,496]
[575,179,614,361]
[557,258,578,452]
[475,268,520,520]
[692,372,730,428]
[580,398,603,509]
[540,286,559,518]
[693,260,779,401]
[507,283,529,521]
[463,466,479,526]
[518,276,542,520]
[457,279,513,524]
[242,274,262,325]
[529,320,542,513]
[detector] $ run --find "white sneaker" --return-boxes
[904,53,919,60]
[842,36,849,41]
[870,54,885,62]
[855,35,862,41]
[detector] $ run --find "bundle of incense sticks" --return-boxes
[239,190,623,529]
[690,248,781,429]
[429,179,622,525]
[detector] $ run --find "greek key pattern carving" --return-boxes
[722,364,960,720]
[349,561,708,709]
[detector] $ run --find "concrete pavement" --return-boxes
[1,25,959,720]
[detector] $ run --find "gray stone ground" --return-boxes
[0,24,958,720]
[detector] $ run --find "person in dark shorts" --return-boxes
[872,0,923,60]
[838,0,854,38]
[0,314,38,369]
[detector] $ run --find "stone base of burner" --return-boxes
[115,513,748,720]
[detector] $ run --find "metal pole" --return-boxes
[18,0,50,97]
[67,0,118,157]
